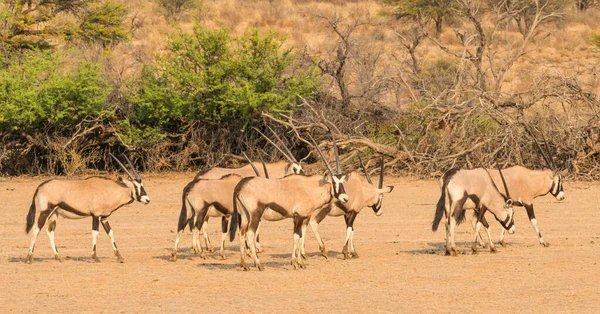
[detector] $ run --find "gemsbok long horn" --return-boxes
[122,154,141,180]
[267,125,298,163]
[357,153,373,185]
[522,123,556,171]
[254,128,296,164]
[242,152,261,177]
[378,155,384,189]
[497,166,512,203]
[109,153,135,180]
[308,133,336,177]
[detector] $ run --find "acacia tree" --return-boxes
[385,0,455,38]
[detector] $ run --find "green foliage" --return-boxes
[0,50,110,133]
[0,0,88,50]
[127,25,319,145]
[157,0,198,22]
[592,32,600,49]
[78,1,130,47]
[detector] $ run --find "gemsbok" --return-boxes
[229,134,349,270]
[185,127,305,254]
[432,167,515,256]
[471,165,564,247]
[306,154,394,259]
[24,154,150,263]
[170,154,262,261]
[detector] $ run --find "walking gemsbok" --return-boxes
[229,134,350,270]
[24,154,150,263]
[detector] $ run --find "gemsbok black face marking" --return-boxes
[24,153,149,264]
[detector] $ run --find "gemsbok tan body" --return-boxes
[432,168,515,256]
[24,154,149,263]
[229,135,349,270]
[470,166,565,247]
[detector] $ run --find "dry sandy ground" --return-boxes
[1,174,599,313]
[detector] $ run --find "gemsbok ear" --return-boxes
[383,186,394,193]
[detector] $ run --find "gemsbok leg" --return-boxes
[342,212,357,259]
[91,217,101,262]
[46,214,62,262]
[27,206,53,264]
[219,216,229,259]
[291,216,306,269]
[201,216,215,253]
[101,218,124,262]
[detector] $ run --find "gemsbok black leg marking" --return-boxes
[101,218,124,263]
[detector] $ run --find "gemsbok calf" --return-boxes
[24,154,150,263]
[432,168,515,256]
[229,135,349,270]
[307,154,394,259]
[471,166,564,247]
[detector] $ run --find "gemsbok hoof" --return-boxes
[55,254,63,262]
[192,246,200,254]
[471,248,478,255]
[320,250,329,260]
[352,252,359,258]
[301,253,307,260]
[206,246,215,253]
[27,254,34,264]
[490,246,497,253]
[257,264,264,271]
[170,252,177,262]
[92,254,100,263]
[499,240,506,247]
[541,241,550,247]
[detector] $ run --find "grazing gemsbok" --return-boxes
[24,154,150,263]
[471,166,565,247]
[229,135,349,270]
[307,154,394,259]
[432,167,515,256]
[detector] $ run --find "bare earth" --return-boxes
[1,174,599,313]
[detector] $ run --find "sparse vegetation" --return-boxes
[0,0,599,179]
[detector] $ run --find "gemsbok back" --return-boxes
[432,167,515,256]
[307,154,394,259]
[229,135,349,270]
[25,154,150,263]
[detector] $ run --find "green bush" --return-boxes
[0,50,110,133]
[126,25,319,145]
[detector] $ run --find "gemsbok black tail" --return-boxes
[432,186,445,232]
[229,197,239,242]
[25,196,36,234]
[178,181,195,233]
[432,169,459,232]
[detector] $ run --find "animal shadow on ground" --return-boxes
[9,256,99,263]
[405,241,505,255]
[196,260,289,270]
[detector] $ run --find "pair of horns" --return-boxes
[109,153,140,181]
[521,122,557,171]
[483,166,512,203]
[357,153,385,189]
[242,152,270,179]
[308,133,342,178]
[254,126,298,165]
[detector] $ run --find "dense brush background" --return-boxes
[1,0,599,178]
